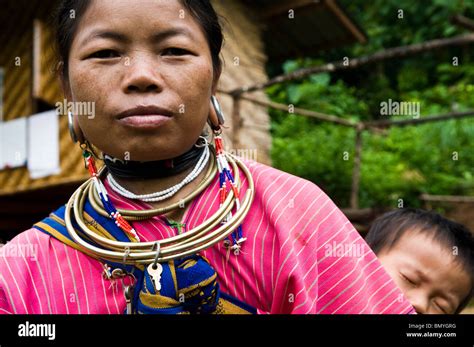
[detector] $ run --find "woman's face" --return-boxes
[65,0,218,161]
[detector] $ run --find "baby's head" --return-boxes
[366,208,474,314]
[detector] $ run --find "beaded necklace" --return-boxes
[64,136,254,264]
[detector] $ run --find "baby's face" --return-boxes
[377,231,471,314]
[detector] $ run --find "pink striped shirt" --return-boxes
[0,159,415,314]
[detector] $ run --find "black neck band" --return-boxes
[104,145,206,180]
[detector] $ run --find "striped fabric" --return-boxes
[0,159,415,314]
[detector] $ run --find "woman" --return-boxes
[0,0,414,314]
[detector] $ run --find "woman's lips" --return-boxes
[116,105,174,129]
[117,114,172,128]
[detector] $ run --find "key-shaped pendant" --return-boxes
[124,285,134,315]
[147,263,163,292]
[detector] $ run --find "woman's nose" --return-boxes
[122,54,163,93]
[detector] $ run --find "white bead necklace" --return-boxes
[107,145,210,202]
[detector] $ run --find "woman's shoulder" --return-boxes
[243,159,328,200]
[2,227,50,248]
[241,159,346,223]
[0,228,50,262]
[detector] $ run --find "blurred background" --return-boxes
[266,0,474,233]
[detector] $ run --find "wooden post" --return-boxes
[350,124,364,209]
[451,14,474,31]
[32,20,42,101]
[229,33,474,96]
[238,93,357,127]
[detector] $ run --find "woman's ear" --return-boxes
[209,67,223,130]
[59,61,85,144]
[211,65,222,95]
[58,62,73,101]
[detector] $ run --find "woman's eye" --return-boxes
[88,50,120,59]
[162,48,190,56]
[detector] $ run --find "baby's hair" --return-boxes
[365,208,474,313]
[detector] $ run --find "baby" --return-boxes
[365,208,474,314]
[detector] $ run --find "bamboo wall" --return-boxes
[0,12,86,196]
[213,0,272,165]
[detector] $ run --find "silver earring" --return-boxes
[68,111,79,143]
[194,135,209,148]
[211,96,226,126]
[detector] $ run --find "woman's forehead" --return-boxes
[74,0,203,43]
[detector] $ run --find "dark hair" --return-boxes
[366,208,474,313]
[54,0,224,79]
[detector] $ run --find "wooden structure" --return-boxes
[0,0,366,238]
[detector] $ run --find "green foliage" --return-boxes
[271,117,355,206]
[267,0,474,208]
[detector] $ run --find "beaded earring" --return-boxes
[69,111,140,242]
[82,149,141,242]
[209,96,246,255]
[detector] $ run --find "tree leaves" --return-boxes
[267,0,474,208]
